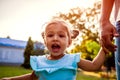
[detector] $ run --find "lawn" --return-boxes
[0,65,32,78]
[0,65,113,80]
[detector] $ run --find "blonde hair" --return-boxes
[41,19,79,44]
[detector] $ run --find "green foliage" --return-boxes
[31,42,46,56]
[71,40,100,60]
[55,2,101,43]
[85,40,100,58]
[83,40,100,60]
[32,49,45,56]
[54,1,101,60]
[54,1,115,69]
[21,37,34,69]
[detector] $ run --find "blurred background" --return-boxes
[0,0,116,79]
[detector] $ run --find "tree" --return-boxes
[32,41,45,56]
[54,1,101,60]
[54,1,115,69]
[21,37,34,69]
[6,36,11,39]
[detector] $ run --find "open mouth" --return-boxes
[51,44,61,52]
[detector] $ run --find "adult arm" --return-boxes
[100,0,114,21]
[99,0,119,52]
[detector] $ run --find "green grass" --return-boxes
[76,71,107,80]
[0,65,32,78]
[0,66,110,80]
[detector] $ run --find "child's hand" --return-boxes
[102,47,109,54]
[1,78,11,80]
[99,21,119,52]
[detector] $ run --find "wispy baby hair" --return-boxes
[41,19,79,40]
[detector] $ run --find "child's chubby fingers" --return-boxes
[102,47,109,54]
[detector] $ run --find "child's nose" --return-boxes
[53,35,58,40]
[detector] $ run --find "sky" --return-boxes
[0,0,97,42]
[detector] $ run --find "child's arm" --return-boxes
[77,47,107,71]
[1,71,38,80]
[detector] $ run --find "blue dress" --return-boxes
[30,53,80,80]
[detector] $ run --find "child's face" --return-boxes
[44,22,71,56]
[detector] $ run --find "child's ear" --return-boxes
[42,32,47,46]
[41,32,44,39]
[67,39,72,47]
[71,30,79,39]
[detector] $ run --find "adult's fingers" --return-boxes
[100,35,116,52]
[99,39,109,53]
[113,27,120,37]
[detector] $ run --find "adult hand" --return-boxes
[99,21,119,52]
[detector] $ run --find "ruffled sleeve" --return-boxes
[74,53,81,63]
[30,53,81,74]
[30,56,37,71]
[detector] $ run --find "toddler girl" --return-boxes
[2,19,108,80]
